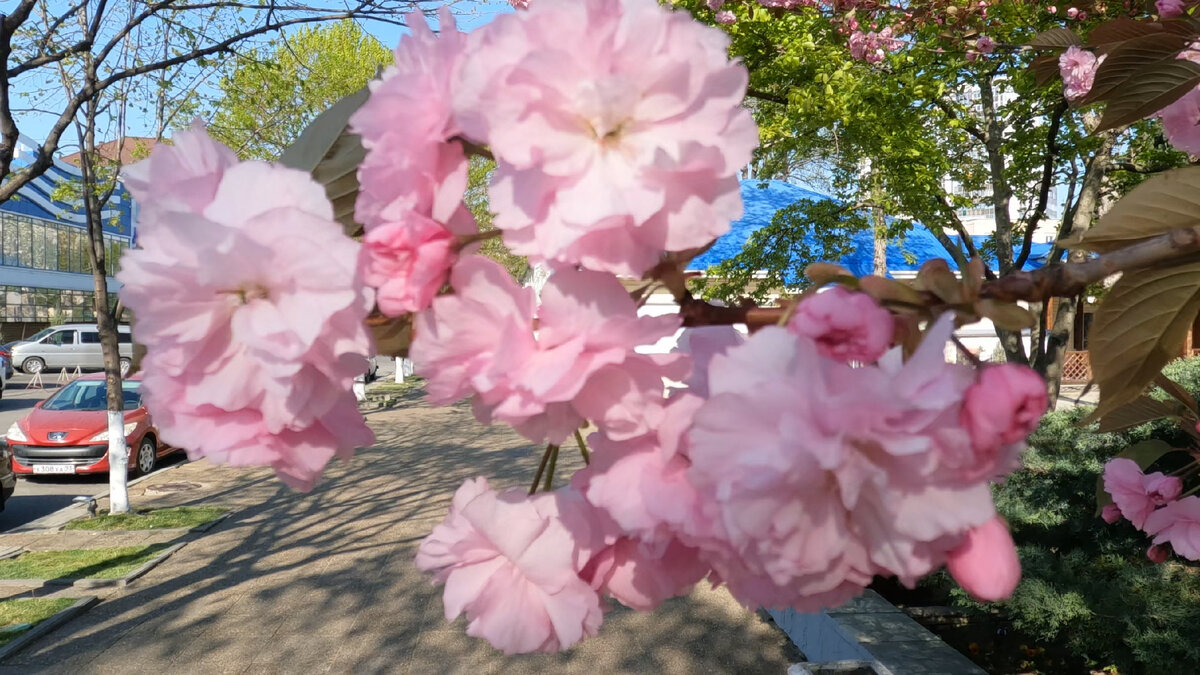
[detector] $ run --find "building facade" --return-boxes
[0,135,136,342]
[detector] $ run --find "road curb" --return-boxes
[0,595,98,661]
[6,458,193,534]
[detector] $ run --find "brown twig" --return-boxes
[529,444,557,495]
[674,225,1200,328]
[982,226,1200,303]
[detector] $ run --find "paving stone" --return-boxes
[2,400,797,673]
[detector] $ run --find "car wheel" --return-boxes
[136,437,157,475]
[119,358,131,377]
[22,357,44,375]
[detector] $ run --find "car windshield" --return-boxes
[23,328,56,343]
[42,380,142,411]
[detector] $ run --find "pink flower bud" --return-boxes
[947,517,1021,601]
[1048,5,1057,13]
[1067,7,1079,18]
[961,364,1048,451]
[1147,543,1170,564]
[1101,503,1123,524]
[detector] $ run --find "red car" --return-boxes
[5,374,176,477]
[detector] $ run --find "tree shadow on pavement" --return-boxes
[2,400,798,674]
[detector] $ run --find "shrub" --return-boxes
[948,361,1200,673]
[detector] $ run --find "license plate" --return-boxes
[32,464,76,475]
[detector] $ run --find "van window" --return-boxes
[80,331,101,344]
[44,331,75,345]
[117,332,132,344]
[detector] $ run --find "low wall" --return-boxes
[769,591,985,674]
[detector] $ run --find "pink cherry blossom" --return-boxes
[787,287,894,364]
[672,326,744,397]
[715,10,736,24]
[415,478,608,654]
[1147,543,1170,563]
[411,256,686,444]
[121,120,237,217]
[1102,458,1183,530]
[1059,46,1101,101]
[119,131,375,489]
[848,28,902,64]
[958,364,1047,479]
[686,316,998,609]
[351,9,476,235]
[1066,6,1079,18]
[1160,87,1200,156]
[362,214,456,315]
[1101,503,1122,524]
[509,0,530,8]
[1144,495,1200,561]
[584,537,709,611]
[976,36,996,54]
[574,394,709,547]
[945,517,1021,602]
[454,0,757,276]
[1157,0,1187,17]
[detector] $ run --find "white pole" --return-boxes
[394,357,403,383]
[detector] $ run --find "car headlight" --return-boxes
[5,423,27,443]
[88,422,139,442]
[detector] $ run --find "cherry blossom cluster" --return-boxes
[118,124,375,489]
[415,283,1046,653]
[116,0,1057,657]
[1102,458,1200,563]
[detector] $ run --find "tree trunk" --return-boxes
[77,103,131,514]
[1035,128,1117,407]
[871,172,888,276]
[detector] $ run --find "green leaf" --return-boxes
[1082,260,1200,424]
[1067,167,1200,252]
[1095,396,1180,433]
[1094,440,1175,515]
[1154,372,1198,413]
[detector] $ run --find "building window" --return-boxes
[0,213,130,276]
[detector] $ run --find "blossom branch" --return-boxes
[981,226,1200,303]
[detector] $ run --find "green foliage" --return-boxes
[697,196,870,301]
[943,385,1200,673]
[208,21,391,160]
[466,156,530,281]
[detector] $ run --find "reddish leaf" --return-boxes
[1097,60,1200,130]
[1027,27,1082,49]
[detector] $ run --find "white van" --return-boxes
[9,324,133,375]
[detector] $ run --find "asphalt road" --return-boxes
[0,373,184,532]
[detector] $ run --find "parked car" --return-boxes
[9,324,133,376]
[0,441,14,510]
[0,344,13,380]
[0,355,7,399]
[5,373,175,476]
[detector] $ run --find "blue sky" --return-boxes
[10,0,511,150]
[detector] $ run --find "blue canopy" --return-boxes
[689,179,1052,279]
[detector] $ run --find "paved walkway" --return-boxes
[0,394,797,674]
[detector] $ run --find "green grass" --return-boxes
[0,545,172,580]
[64,506,226,531]
[0,598,76,646]
[369,377,425,394]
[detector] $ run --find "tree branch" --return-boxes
[1014,100,1067,270]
